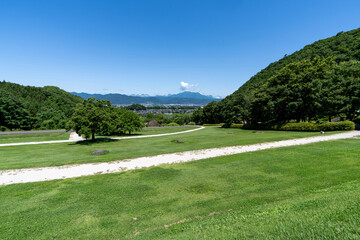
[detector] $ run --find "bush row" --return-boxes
[166,122,180,127]
[203,123,224,127]
[240,121,355,131]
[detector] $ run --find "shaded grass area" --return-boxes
[0,127,341,170]
[0,139,359,239]
[0,132,70,144]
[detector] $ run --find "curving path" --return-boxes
[0,126,204,147]
[0,130,359,186]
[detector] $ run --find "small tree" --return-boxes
[67,98,111,140]
[120,110,143,134]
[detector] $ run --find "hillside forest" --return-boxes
[0,81,83,130]
[195,28,360,126]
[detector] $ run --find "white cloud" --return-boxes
[180,81,199,91]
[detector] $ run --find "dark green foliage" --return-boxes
[166,122,180,126]
[251,57,335,123]
[67,98,112,140]
[242,121,355,131]
[144,112,192,126]
[67,98,143,140]
[0,91,32,130]
[201,28,360,125]
[325,60,360,120]
[0,81,83,130]
[201,101,221,124]
[222,123,244,129]
[116,109,143,135]
[191,108,204,124]
[202,123,224,126]
[124,104,146,110]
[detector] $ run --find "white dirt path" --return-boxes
[0,127,204,147]
[0,131,359,186]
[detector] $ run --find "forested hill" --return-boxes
[0,81,83,130]
[234,28,360,97]
[196,28,360,124]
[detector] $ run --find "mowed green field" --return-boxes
[0,132,70,144]
[98,126,199,138]
[0,127,197,144]
[0,127,341,170]
[0,138,359,239]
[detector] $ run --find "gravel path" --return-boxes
[0,127,204,147]
[0,131,358,186]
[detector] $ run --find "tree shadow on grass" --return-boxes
[69,138,120,145]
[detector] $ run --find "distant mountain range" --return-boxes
[70,91,222,105]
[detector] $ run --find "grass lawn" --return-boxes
[0,127,343,170]
[0,127,197,144]
[0,138,359,239]
[98,126,199,138]
[0,132,70,144]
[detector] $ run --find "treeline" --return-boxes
[143,112,193,126]
[0,81,83,130]
[195,28,360,126]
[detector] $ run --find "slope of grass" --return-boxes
[0,138,359,239]
[0,127,341,170]
[0,132,70,144]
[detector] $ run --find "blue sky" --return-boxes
[1,0,360,97]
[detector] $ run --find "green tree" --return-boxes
[191,108,203,124]
[120,110,143,134]
[67,98,111,140]
[202,101,220,124]
[251,57,334,123]
[328,60,360,120]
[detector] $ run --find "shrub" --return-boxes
[203,123,224,127]
[319,121,355,131]
[230,123,244,129]
[354,115,360,124]
[0,126,10,131]
[279,122,318,131]
[40,119,57,130]
[166,122,180,127]
[242,121,355,132]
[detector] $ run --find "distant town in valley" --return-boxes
[70,91,222,106]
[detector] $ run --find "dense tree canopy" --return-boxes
[144,112,193,126]
[0,91,32,130]
[67,98,144,140]
[251,57,334,123]
[0,81,83,130]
